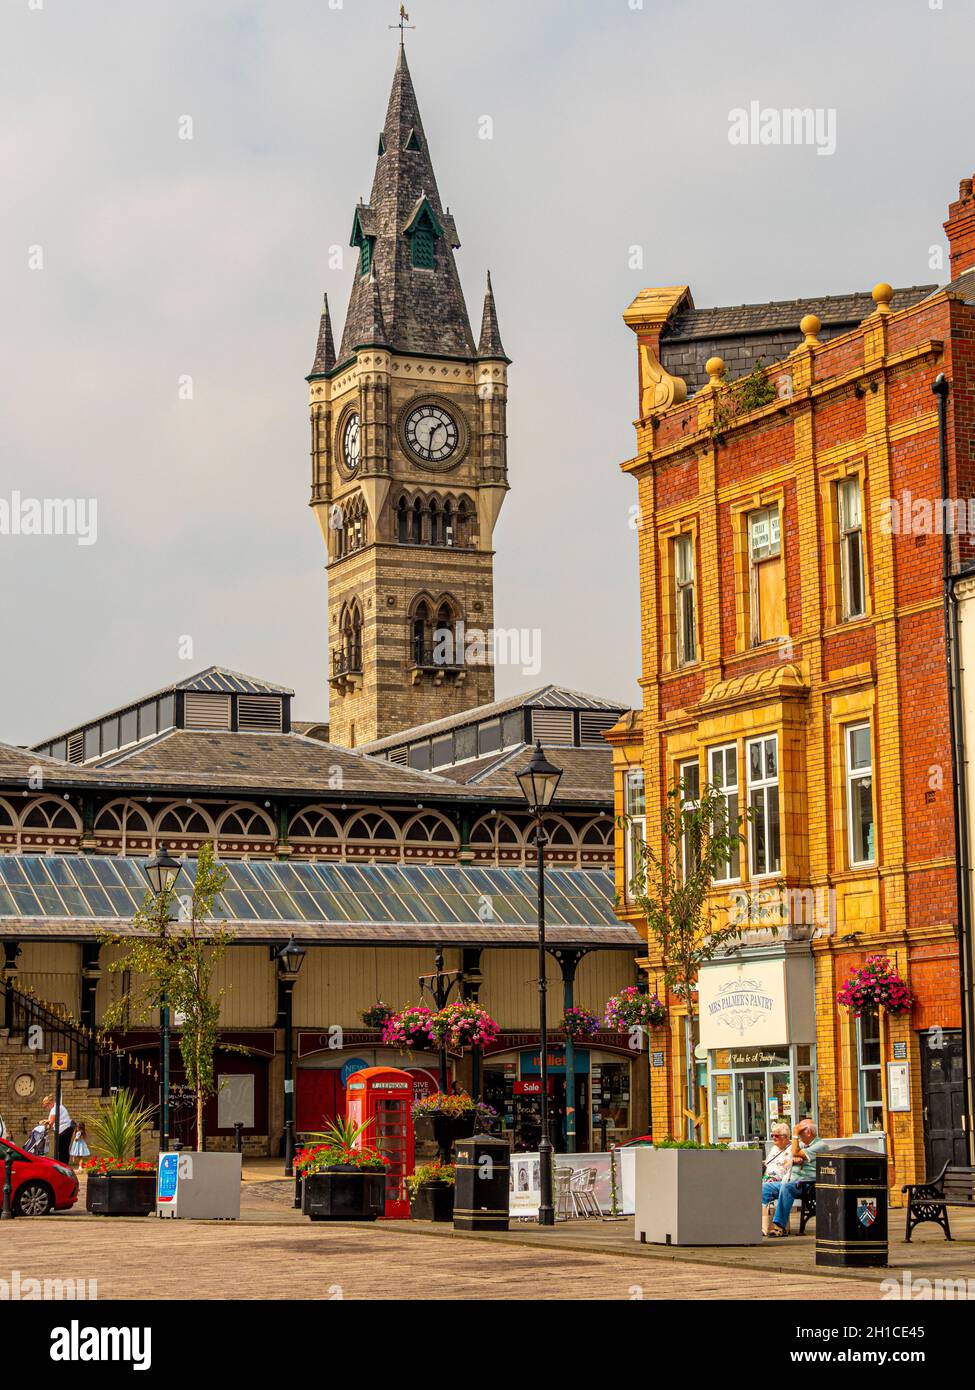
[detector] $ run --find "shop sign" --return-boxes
[513,1079,552,1096]
[727,1048,790,1069]
[699,957,809,1048]
[887,1061,911,1112]
[651,1051,664,1068]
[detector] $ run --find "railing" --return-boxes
[411,643,464,671]
[1,979,157,1114]
[331,646,362,677]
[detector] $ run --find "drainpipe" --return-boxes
[935,371,975,1162]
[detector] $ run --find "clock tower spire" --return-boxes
[308,42,509,748]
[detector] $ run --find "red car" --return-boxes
[0,1135,79,1217]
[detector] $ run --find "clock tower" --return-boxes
[308,41,509,748]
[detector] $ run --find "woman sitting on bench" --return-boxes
[761,1123,794,1232]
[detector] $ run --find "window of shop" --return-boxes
[846,722,875,867]
[708,743,740,882]
[674,532,697,667]
[747,734,780,878]
[856,1005,884,1132]
[591,1060,630,1149]
[623,768,646,897]
[838,476,865,621]
[678,758,700,879]
[709,1045,816,1144]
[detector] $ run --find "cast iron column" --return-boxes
[536,824,554,1226]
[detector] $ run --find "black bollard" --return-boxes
[234,1122,243,1154]
[1,1150,13,1220]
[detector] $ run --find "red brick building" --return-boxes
[608,175,975,1192]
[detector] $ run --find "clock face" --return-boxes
[405,404,458,464]
[343,413,361,472]
[13,1073,35,1099]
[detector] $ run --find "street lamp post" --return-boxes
[141,843,184,1155]
[516,741,563,1228]
[276,936,307,1176]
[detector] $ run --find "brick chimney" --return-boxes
[944,175,975,278]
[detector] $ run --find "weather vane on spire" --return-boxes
[390,5,415,45]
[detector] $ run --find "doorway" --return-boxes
[921,1028,968,1174]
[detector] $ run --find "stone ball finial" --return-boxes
[872,282,894,314]
[800,313,821,345]
[705,355,726,385]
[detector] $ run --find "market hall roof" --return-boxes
[0,855,639,949]
[91,728,471,799]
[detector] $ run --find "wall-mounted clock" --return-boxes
[342,412,361,473]
[13,1073,36,1099]
[404,404,458,465]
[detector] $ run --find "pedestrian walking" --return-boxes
[42,1094,73,1164]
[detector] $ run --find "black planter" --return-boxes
[414,1112,477,1151]
[409,1182,455,1223]
[301,1167,386,1222]
[85,1172,157,1217]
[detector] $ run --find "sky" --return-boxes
[2,0,974,744]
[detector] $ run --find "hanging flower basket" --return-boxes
[360,1001,394,1030]
[429,1001,500,1052]
[559,1007,601,1040]
[603,986,666,1032]
[837,955,914,1018]
[381,1005,436,1051]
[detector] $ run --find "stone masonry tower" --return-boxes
[308,42,509,747]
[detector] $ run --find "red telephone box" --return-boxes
[345,1066,414,1219]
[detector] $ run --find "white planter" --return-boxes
[156,1150,242,1220]
[633,1148,762,1245]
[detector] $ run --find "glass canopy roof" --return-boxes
[0,855,618,930]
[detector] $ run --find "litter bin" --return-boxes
[815,1145,888,1268]
[453,1134,510,1231]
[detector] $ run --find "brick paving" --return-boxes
[0,1210,881,1301]
[1,1167,966,1300]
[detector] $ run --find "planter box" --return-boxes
[156,1150,241,1220]
[301,1168,386,1222]
[633,1148,762,1246]
[86,1172,156,1217]
[409,1182,455,1222]
[414,1112,477,1152]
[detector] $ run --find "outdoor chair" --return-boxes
[569,1166,602,1219]
[555,1166,574,1220]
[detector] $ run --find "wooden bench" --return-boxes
[903,1163,975,1241]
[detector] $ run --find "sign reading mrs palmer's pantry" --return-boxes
[698,953,815,1049]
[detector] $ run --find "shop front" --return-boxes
[483,1039,639,1152]
[295,1031,443,1133]
[698,947,817,1145]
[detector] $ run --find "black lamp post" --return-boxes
[516,741,563,1227]
[141,843,183,1154]
[276,935,307,1176]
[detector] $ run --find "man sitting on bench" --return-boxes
[767,1118,824,1238]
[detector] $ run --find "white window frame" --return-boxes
[708,743,741,883]
[623,769,646,898]
[856,1005,884,1133]
[838,477,865,621]
[678,758,701,881]
[846,721,875,867]
[746,734,781,879]
[674,533,697,668]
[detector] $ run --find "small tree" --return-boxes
[101,841,239,1151]
[621,778,752,1139]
